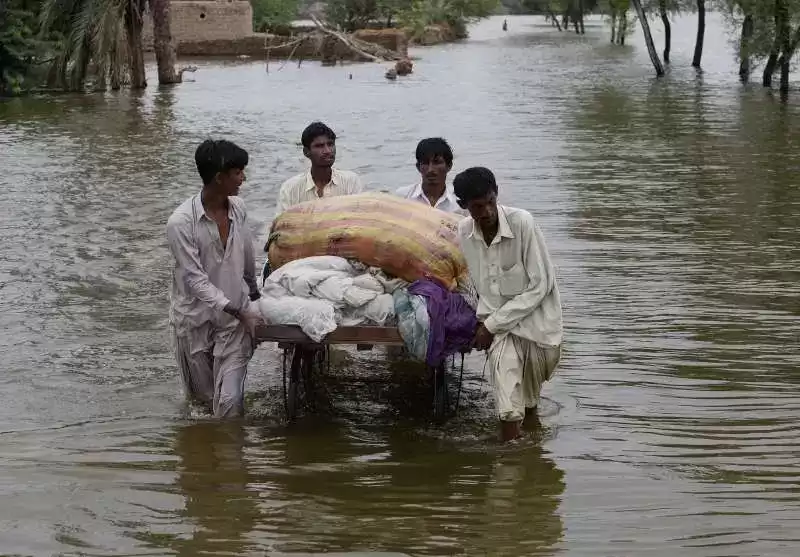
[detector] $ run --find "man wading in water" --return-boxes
[167,139,263,418]
[275,121,364,215]
[454,167,563,441]
[395,137,464,215]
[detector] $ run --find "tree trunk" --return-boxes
[109,40,123,90]
[610,11,617,43]
[775,25,800,73]
[739,14,753,82]
[562,12,569,30]
[550,11,562,31]
[578,5,585,34]
[619,13,627,45]
[659,0,671,64]
[778,0,791,95]
[764,0,782,87]
[149,0,180,84]
[125,3,147,89]
[763,53,779,86]
[631,0,665,76]
[692,0,705,68]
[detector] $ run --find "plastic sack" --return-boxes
[393,288,430,362]
[267,192,468,290]
[257,295,337,343]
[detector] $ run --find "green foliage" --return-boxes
[0,0,48,94]
[397,0,498,37]
[326,0,376,31]
[325,0,495,33]
[251,0,299,32]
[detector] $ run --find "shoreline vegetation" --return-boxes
[3,0,800,97]
[0,0,495,96]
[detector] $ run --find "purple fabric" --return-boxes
[408,279,478,367]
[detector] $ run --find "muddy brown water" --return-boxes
[1,14,799,557]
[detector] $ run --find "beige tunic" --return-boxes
[166,193,257,417]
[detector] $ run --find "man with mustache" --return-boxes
[275,122,364,214]
[454,167,563,442]
[395,137,464,215]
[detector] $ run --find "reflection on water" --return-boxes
[1,12,800,557]
[125,420,564,556]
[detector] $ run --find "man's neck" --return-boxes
[480,222,499,246]
[421,182,446,205]
[201,188,228,213]
[311,166,333,188]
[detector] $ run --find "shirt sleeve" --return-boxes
[351,173,365,194]
[483,216,557,335]
[238,201,260,300]
[275,179,292,216]
[166,215,232,313]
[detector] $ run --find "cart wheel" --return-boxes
[433,364,450,421]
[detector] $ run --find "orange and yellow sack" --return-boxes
[267,192,468,290]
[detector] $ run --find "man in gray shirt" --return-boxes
[166,139,263,418]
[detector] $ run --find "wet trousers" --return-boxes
[487,333,561,422]
[172,321,254,418]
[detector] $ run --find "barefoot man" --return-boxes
[454,167,563,441]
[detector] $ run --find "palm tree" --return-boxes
[148,0,179,84]
[40,0,179,90]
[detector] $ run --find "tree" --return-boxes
[0,0,45,94]
[631,0,665,75]
[251,0,299,32]
[691,0,705,67]
[39,0,149,90]
[149,0,179,84]
[658,0,671,63]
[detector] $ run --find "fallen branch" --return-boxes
[277,38,305,71]
[309,15,402,62]
[178,65,197,81]
[265,34,308,53]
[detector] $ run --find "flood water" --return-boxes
[1,13,800,556]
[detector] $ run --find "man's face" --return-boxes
[215,167,246,196]
[464,191,498,231]
[305,135,336,168]
[417,155,451,188]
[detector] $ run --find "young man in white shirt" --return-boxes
[166,139,264,418]
[275,122,364,215]
[395,137,464,215]
[454,167,563,441]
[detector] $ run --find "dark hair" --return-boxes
[453,167,498,204]
[195,139,249,185]
[415,137,453,166]
[301,122,336,149]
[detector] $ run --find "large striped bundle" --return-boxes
[267,192,467,290]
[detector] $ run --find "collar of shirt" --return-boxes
[304,168,343,192]
[468,205,514,245]
[410,182,459,210]
[192,192,236,222]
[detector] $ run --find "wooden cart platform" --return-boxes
[256,325,463,421]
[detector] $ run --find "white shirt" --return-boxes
[166,194,256,336]
[276,168,364,215]
[457,205,563,347]
[395,183,465,215]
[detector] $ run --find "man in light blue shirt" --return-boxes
[395,138,464,215]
